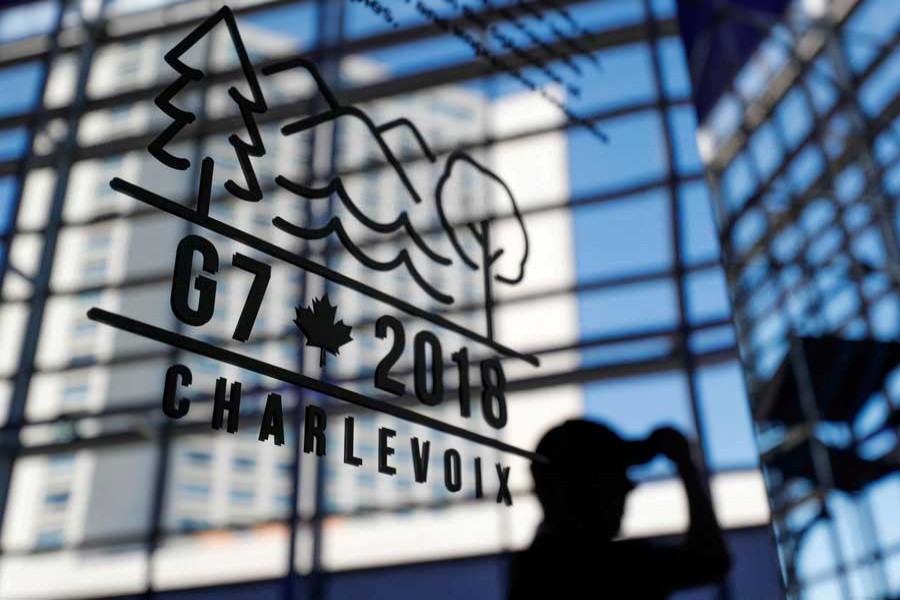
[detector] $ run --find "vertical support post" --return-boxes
[285,4,346,600]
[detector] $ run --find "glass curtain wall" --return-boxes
[692,0,900,598]
[0,1,776,599]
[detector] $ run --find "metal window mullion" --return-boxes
[0,0,108,567]
[641,16,724,600]
[283,2,346,598]
[0,0,68,303]
[716,31,898,249]
[789,55,891,598]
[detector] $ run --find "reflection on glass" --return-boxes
[0,0,790,597]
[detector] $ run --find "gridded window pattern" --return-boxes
[698,0,900,598]
[0,1,772,599]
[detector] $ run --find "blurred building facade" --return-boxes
[689,0,900,597]
[0,1,784,599]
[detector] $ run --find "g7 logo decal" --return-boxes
[87,5,546,505]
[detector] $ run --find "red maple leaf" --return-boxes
[293,294,353,368]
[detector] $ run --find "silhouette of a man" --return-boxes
[508,420,731,599]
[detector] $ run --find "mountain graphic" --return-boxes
[262,57,456,305]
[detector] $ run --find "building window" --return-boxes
[253,211,272,228]
[196,357,219,375]
[80,256,108,282]
[44,490,70,508]
[71,318,97,338]
[107,105,131,123]
[228,488,254,505]
[177,518,209,533]
[183,450,212,465]
[61,381,89,406]
[36,528,64,549]
[177,483,210,500]
[233,456,256,471]
[86,230,112,251]
[47,453,75,471]
[74,290,103,311]
[116,43,143,82]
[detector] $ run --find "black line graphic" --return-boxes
[273,215,454,305]
[86,308,546,464]
[94,5,544,465]
[261,58,456,304]
[148,6,267,202]
[108,176,540,366]
[293,294,353,368]
[375,118,438,162]
[263,54,532,330]
[272,173,447,267]
[137,7,539,346]
[436,151,530,341]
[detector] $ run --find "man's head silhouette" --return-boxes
[513,421,731,599]
[531,419,654,539]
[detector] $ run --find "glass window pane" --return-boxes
[1,443,158,598]
[574,189,671,280]
[668,105,702,175]
[585,370,695,479]
[679,181,719,264]
[696,362,757,470]
[0,0,778,596]
[0,128,29,161]
[0,176,17,234]
[686,268,731,322]
[0,61,44,117]
[578,279,679,338]
[569,110,668,196]
[0,1,58,43]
